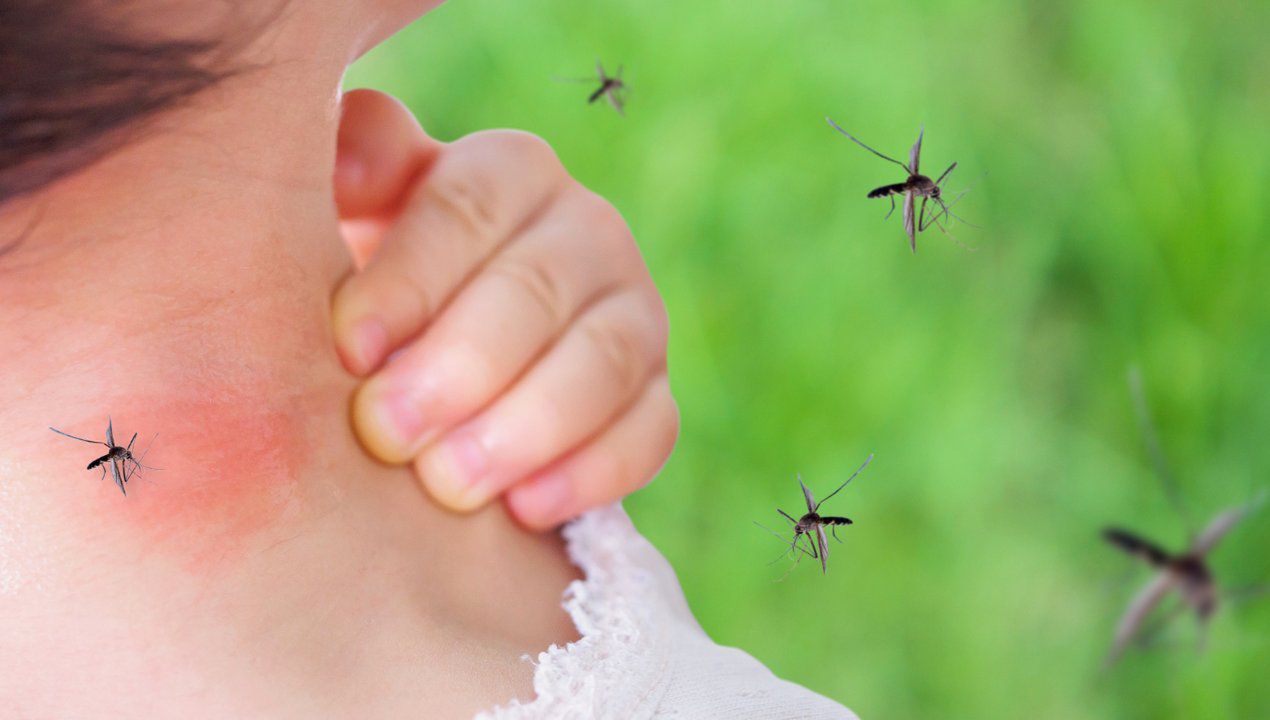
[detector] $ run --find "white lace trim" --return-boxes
[474,505,674,720]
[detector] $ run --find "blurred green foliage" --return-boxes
[348,0,1270,716]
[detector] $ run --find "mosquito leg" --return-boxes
[49,427,108,446]
[884,195,896,220]
[777,509,800,526]
[919,201,941,231]
[1225,583,1270,605]
[772,553,801,583]
[754,521,816,561]
[1134,601,1187,650]
[928,200,976,251]
[824,118,911,171]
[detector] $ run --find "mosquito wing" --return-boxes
[1108,572,1177,666]
[797,474,817,514]
[816,524,830,574]
[903,191,916,252]
[607,88,626,116]
[106,416,115,448]
[109,457,127,496]
[909,126,924,175]
[1187,493,1265,557]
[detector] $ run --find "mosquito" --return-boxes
[1102,369,1268,666]
[556,60,627,116]
[825,118,973,253]
[49,417,159,496]
[756,454,874,575]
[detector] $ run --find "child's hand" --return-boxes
[331,90,678,530]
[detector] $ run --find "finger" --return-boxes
[352,187,641,463]
[332,131,569,375]
[335,89,441,221]
[505,373,678,530]
[412,288,668,511]
[335,90,441,267]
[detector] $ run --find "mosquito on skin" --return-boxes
[49,417,160,496]
[555,60,628,116]
[825,118,975,252]
[756,454,874,576]
[1102,369,1268,666]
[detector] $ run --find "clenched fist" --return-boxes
[331,90,678,530]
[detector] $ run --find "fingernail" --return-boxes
[422,431,493,511]
[350,317,388,373]
[355,379,426,463]
[508,471,574,527]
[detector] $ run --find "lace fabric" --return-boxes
[475,505,858,720]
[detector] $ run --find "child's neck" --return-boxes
[0,48,578,718]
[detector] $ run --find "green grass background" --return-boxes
[348,1,1270,716]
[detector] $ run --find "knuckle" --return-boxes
[487,257,568,327]
[467,129,563,174]
[360,267,436,329]
[422,172,499,238]
[658,391,681,456]
[499,130,561,166]
[599,453,635,494]
[575,190,636,252]
[642,288,670,352]
[437,339,498,404]
[578,189,628,231]
[582,314,646,394]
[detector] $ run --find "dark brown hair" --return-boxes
[0,1,264,207]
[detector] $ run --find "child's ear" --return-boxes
[335,89,442,265]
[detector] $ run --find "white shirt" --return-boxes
[476,506,858,720]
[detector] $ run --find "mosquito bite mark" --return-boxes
[62,398,312,575]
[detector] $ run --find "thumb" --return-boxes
[335,89,443,264]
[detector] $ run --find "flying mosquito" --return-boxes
[825,118,974,253]
[756,454,874,575]
[49,417,159,496]
[1102,369,1268,666]
[556,60,628,116]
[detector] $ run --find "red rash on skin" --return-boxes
[64,392,314,576]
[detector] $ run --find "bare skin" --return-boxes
[0,2,587,717]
